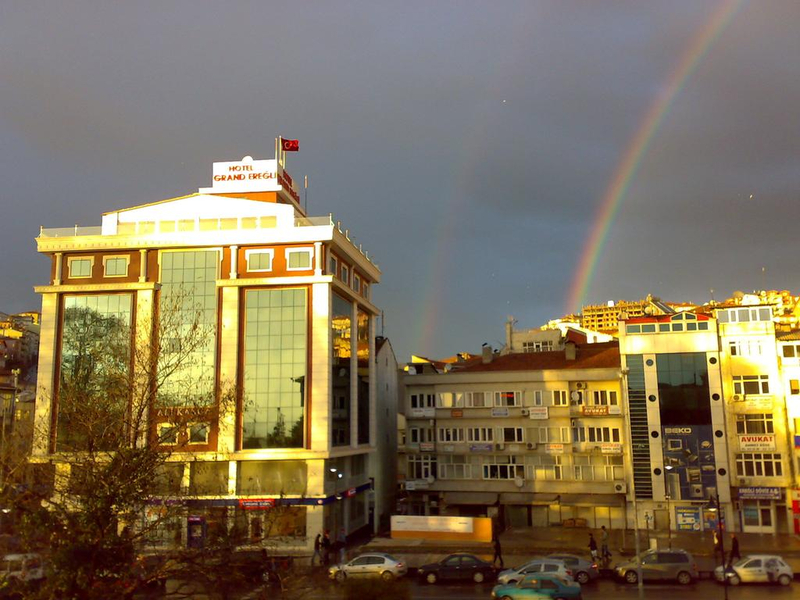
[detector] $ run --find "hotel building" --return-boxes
[32,153,383,551]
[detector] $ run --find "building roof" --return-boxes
[457,341,619,372]
[776,330,800,341]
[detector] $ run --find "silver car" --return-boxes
[497,558,572,585]
[328,552,408,582]
[546,554,600,584]
[714,555,793,586]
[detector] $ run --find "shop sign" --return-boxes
[451,409,463,418]
[391,515,474,534]
[743,397,773,411]
[238,498,276,510]
[582,405,609,417]
[600,442,622,455]
[528,407,549,420]
[345,488,357,498]
[545,443,564,455]
[675,506,701,531]
[442,444,455,452]
[420,442,435,452]
[739,434,776,451]
[405,479,428,491]
[470,443,493,452]
[608,405,621,415]
[702,509,718,532]
[492,408,510,417]
[739,487,781,500]
[410,408,435,418]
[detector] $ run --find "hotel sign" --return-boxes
[201,155,300,202]
[739,434,776,451]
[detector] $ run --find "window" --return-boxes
[362,283,369,299]
[246,249,273,272]
[286,248,312,270]
[103,256,129,277]
[189,423,210,444]
[552,390,568,406]
[587,427,620,443]
[409,427,434,444]
[438,455,472,479]
[791,380,800,395]
[467,427,493,442]
[718,307,772,323]
[501,427,524,443]
[329,254,338,276]
[735,414,774,434]
[735,453,782,477]
[341,264,349,284]
[353,274,361,293]
[407,455,436,480]
[437,392,464,408]
[533,390,543,406]
[68,257,93,278]
[494,391,522,407]
[570,391,584,406]
[573,454,594,480]
[729,339,763,357]
[438,427,464,443]
[733,375,770,395]
[604,455,624,480]
[522,341,553,353]
[592,390,618,406]
[782,343,800,358]
[529,455,563,480]
[482,455,524,480]
[466,392,488,407]
[531,427,569,443]
[572,425,586,442]
[410,393,435,409]
[159,423,179,445]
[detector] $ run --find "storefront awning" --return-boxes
[557,494,624,507]
[442,492,499,505]
[500,493,559,505]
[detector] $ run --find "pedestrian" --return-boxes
[492,536,504,568]
[600,526,611,562]
[713,529,724,565]
[728,533,741,566]
[311,532,322,567]
[321,530,331,566]
[588,533,598,560]
[766,557,780,583]
[337,528,347,564]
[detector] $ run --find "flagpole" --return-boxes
[304,175,309,214]
[275,137,279,162]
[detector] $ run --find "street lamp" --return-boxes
[707,493,728,600]
[664,465,673,549]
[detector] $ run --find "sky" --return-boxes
[1,1,799,362]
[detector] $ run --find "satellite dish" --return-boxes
[407,366,417,375]
[426,476,435,484]
[514,477,525,488]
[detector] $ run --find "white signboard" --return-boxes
[600,442,623,455]
[545,443,564,455]
[391,515,474,534]
[528,407,549,420]
[492,408,510,417]
[199,156,300,203]
[739,434,776,451]
[410,408,436,418]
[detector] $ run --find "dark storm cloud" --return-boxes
[1,1,799,359]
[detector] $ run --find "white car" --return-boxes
[714,555,793,586]
[496,558,573,585]
[0,553,45,584]
[328,552,408,582]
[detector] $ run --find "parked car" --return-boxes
[497,558,572,585]
[0,553,45,584]
[714,555,793,586]
[492,573,583,600]
[329,553,407,582]
[417,553,495,584]
[615,549,697,585]
[546,554,599,584]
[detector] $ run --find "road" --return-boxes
[295,578,798,600]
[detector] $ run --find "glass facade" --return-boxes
[331,293,352,446]
[57,294,133,451]
[656,353,711,425]
[242,288,307,449]
[357,308,370,445]
[158,250,219,406]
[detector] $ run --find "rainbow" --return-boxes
[565,0,746,315]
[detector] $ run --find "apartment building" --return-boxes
[402,342,628,529]
[32,153,383,551]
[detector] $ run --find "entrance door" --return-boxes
[653,509,669,531]
[742,500,775,533]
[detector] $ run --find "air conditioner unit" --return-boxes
[526,442,537,450]
[732,394,742,401]
[521,408,530,416]
[576,382,587,390]
[495,443,505,451]
[613,481,627,494]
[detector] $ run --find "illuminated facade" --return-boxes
[32,154,381,551]
[402,342,629,529]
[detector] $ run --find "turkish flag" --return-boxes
[281,138,299,152]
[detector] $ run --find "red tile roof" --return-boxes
[458,342,620,372]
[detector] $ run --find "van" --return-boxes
[615,549,698,585]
